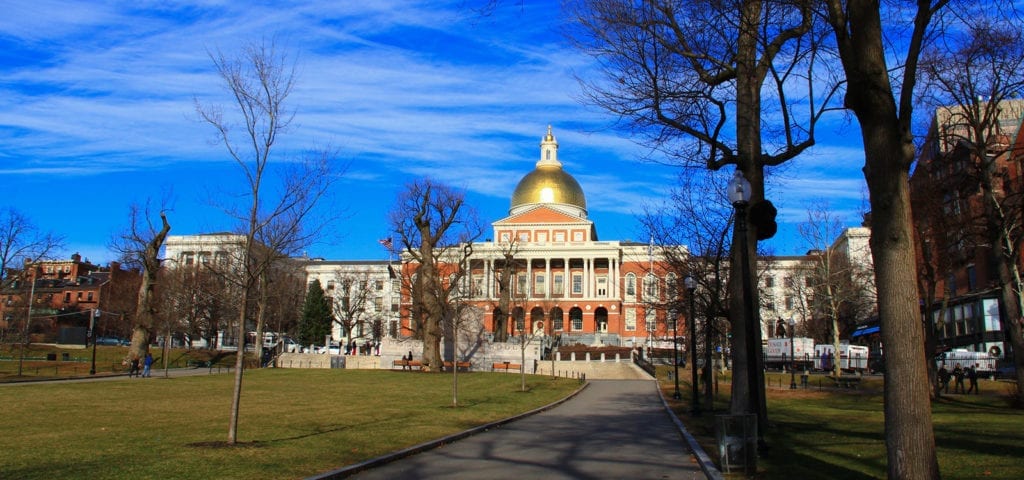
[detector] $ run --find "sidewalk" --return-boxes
[318,379,720,480]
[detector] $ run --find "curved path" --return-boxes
[336,379,712,480]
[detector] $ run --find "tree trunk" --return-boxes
[129,213,170,362]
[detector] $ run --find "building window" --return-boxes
[784,276,794,288]
[570,308,583,331]
[573,231,584,241]
[519,232,530,241]
[966,265,977,291]
[596,276,607,297]
[373,297,383,312]
[76,292,82,301]
[87,292,94,301]
[517,274,528,296]
[537,232,547,242]
[375,280,384,291]
[625,308,636,331]
[554,232,565,242]
[534,274,545,296]
[552,309,564,331]
[473,276,485,296]
[666,273,677,300]
[572,273,583,294]
[764,276,774,288]
[326,280,335,290]
[626,273,636,298]
[183,253,195,266]
[645,309,656,332]
[644,274,658,300]
[805,276,814,288]
[553,274,564,294]
[784,296,794,310]
[64,292,71,303]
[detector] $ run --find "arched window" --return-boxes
[666,273,678,300]
[644,273,659,300]
[551,307,564,331]
[569,307,584,331]
[625,273,636,298]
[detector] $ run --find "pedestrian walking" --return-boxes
[953,363,965,393]
[129,356,141,378]
[966,365,979,394]
[142,352,153,378]
[938,365,951,394]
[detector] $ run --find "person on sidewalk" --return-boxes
[953,364,965,393]
[129,356,141,378]
[966,364,979,394]
[142,352,153,378]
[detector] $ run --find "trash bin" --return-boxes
[46,353,57,361]
[715,414,757,475]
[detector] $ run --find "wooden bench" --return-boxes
[830,376,861,389]
[492,362,522,372]
[443,361,472,372]
[392,359,423,370]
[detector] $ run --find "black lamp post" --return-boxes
[672,293,682,400]
[788,316,797,389]
[89,308,100,375]
[685,275,699,415]
[728,169,761,425]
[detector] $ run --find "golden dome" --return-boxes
[510,164,587,211]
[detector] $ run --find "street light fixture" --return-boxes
[788,316,797,389]
[684,275,699,415]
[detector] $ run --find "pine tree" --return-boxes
[299,279,332,346]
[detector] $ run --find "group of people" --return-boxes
[937,363,979,394]
[127,352,154,378]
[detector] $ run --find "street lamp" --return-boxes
[728,169,762,427]
[788,316,797,389]
[90,309,100,375]
[685,275,699,415]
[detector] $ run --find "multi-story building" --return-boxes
[304,260,401,346]
[908,100,1024,360]
[0,253,140,344]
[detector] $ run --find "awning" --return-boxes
[851,325,880,338]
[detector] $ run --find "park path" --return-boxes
[332,379,711,480]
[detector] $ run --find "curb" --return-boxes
[654,380,725,480]
[306,380,592,479]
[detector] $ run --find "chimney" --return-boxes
[72,253,81,263]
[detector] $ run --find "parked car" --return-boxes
[96,336,124,346]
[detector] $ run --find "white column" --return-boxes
[526,257,533,298]
[545,257,552,299]
[564,257,570,297]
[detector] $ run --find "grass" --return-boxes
[660,368,1024,479]
[0,344,244,379]
[0,369,581,480]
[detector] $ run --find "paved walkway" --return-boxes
[329,380,715,480]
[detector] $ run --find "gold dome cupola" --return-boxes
[510,126,588,218]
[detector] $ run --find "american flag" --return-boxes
[379,238,393,250]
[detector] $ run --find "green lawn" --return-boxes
[663,369,1024,479]
[0,344,244,379]
[0,369,580,480]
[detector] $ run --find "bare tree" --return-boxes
[567,0,838,435]
[330,270,377,350]
[195,38,339,445]
[491,239,521,342]
[109,203,171,364]
[820,1,952,477]
[0,207,64,283]
[796,202,875,377]
[917,18,1024,403]
[640,169,733,408]
[389,179,482,371]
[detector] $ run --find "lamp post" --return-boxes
[685,275,699,415]
[89,309,100,375]
[728,169,762,426]
[788,316,797,389]
[671,282,683,400]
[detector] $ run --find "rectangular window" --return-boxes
[64,292,71,303]
[327,280,335,290]
[76,292,82,301]
[517,274,528,296]
[572,273,583,294]
[87,292,94,301]
[784,276,794,288]
[373,297,383,312]
[391,302,399,312]
[183,253,194,266]
[625,309,636,331]
[534,274,545,296]
[764,276,774,288]
[553,315,564,331]
[967,265,977,291]
[596,276,607,297]
[645,310,656,332]
[375,280,384,291]
[554,232,565,242]
[572,315,583,331]
[553,274,564,295]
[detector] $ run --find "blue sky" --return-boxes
[1,1,868,264]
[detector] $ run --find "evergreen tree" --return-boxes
[299,279,332,346]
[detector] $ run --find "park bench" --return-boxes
[392,359,423,371]
[443,361,472,372]
[830,375,861,389]
[491,362,521,372]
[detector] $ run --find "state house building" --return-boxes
[398,127,683,346]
